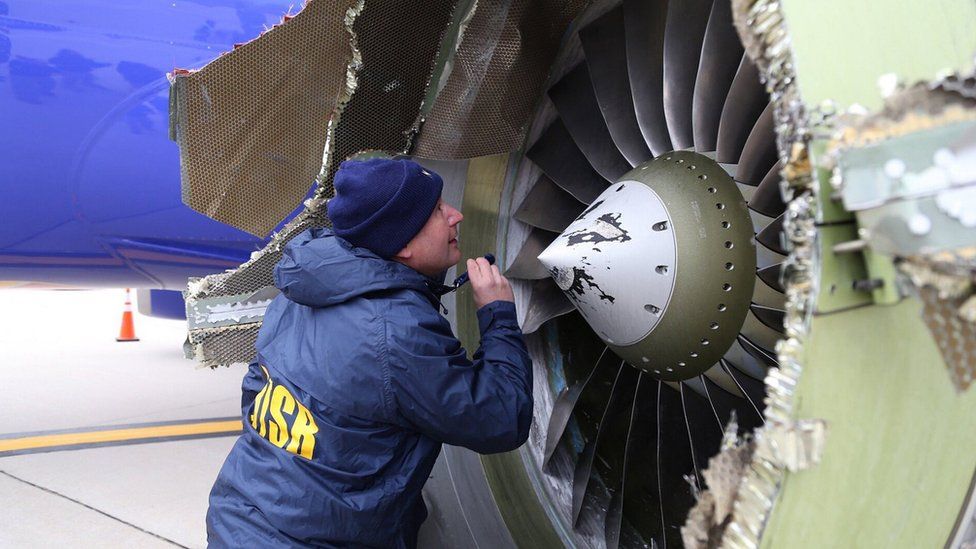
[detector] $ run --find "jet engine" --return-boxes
[171,0,976,547]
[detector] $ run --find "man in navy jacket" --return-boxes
[206,158,533,548]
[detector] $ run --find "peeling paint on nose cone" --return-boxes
[538,182,677,346]
[539,151,757,382]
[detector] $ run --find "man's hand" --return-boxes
[467,257,515,309]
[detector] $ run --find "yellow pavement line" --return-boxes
[0,420,243,454]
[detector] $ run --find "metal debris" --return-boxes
[916,285,976,392]
[186,286,280,330]
[682,417,755,549]
[900,246,976,392]
[753,418,827,473]
[825,67,976,392]
[180,0,462,368]
[179,0,365,367]
[412,0,594,158]
[170,0,363,237]
[721,0,825,546]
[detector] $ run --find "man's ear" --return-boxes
[392,246,412,261]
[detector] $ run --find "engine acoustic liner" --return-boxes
[170,0,360,237]
[413,0,593,159]
[178,0,459,368]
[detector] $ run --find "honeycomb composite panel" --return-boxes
[176,0,458,366]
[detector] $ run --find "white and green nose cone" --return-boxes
[538,152,758,381]
[537,180,677,346]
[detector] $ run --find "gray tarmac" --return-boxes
[0,289,246,548]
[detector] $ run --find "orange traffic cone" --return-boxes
[116,288,140,342]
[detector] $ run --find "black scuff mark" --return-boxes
[555,266,615,304]
[565,212,631,247]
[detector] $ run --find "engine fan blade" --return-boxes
[716,55,767,164]
[548,63,631,181]
[692,0,743,152]
[617,375,662,545]
[698,374,737,431]
[735,102,777,185]
[605,373,644,548]
[580,6,652,167]
[752,271,787,310]
[740,310,782,351]
[757,262,784,293]
[756,244,787,271]
[680,377,708,399]
[723,337,771,380]
[756,211,787,255]
[572,362,636,525]
[701,372,767,436]
[750,303,785,333]
[527,120,609,204]
[736,181,757,203]
[514,175,587,233]
[656,378,706,541]
[624,0,672,156]
[662,0,713,150]
[703,361,745,397]
[737,334,779,369]
[543,347,609,468]
[506,228,559,280]
[720,360,766,423]
[749,159,786,217]
[521,278,576,334]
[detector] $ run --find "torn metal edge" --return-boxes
[186,286,280,330]
[719,0,828,547]
[167,2,311,219]
[405,0,476,156]
[185,322,263,369]
[821,70,976,393]
[183,0,366,367]
[419,0,480,120]
[315,0,366,193]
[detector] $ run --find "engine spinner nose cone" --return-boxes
[538,182,677,346]
[539,151,757,381]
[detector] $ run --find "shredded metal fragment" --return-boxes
[179,0,365,367]
[181,0,462,368]
[170,0,362,237]
[913,280,976,393]
[753,419,827,473]
[413,0,594,158]
[682,417,755,549]
[825,67,976,392]
[722,0,826,546]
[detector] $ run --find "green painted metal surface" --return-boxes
[809,140,853,225]
[760,299,976,548]
[815,223,873,314]
[455,154,565,549]
[781,0,976,112]
[862,248,903,306]
[756,5,976,547]
[610,152,757,380]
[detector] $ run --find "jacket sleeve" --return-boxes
[385,300,533,454]
[240,361,267,418]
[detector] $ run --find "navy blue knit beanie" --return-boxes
[327,158,444,259]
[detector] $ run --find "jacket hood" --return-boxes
[274,228,435,308]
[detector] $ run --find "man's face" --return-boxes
[394,198,464,277]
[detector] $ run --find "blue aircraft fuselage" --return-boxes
[0,1,303,289]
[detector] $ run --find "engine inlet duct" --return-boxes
[497,0,790,544]
[538,151,756,381]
